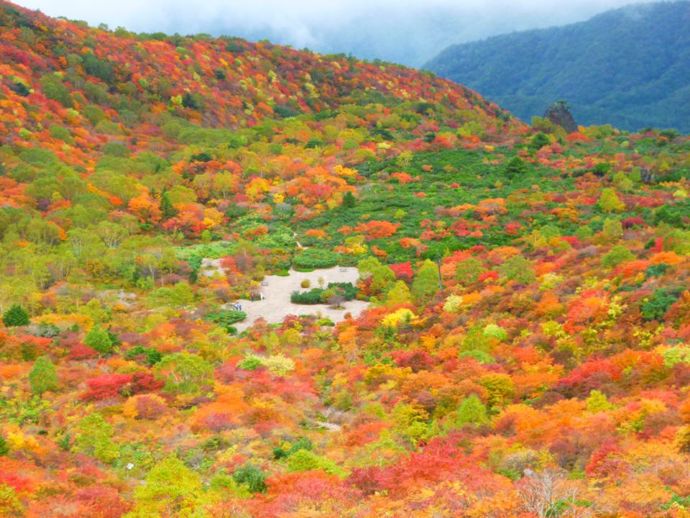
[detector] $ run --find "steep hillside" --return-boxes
[426,1,690,132]
[1,2,690,517]
[0,1,515,154]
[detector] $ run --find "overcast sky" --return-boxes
[14,0,648,65]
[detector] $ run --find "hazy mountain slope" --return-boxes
[11,0,644,67]
[426,1,690,132]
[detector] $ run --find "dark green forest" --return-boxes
[426,1,690,132]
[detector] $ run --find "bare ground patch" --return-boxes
[228,267,369,332]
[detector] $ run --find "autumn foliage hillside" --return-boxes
[1,1,690,517]
[0,0,516,159]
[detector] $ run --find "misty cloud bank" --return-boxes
[17,0,646,65]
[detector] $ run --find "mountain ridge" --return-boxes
[0,0,519,155]
[425,1,690,132]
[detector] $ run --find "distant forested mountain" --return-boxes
[426,1,690,132]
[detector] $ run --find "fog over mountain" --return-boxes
[16,0,647,66]
[425,1,690,132]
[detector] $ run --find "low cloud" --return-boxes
[15,0,648,65]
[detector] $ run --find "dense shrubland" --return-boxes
[1,1,690,516]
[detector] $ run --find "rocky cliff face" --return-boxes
[545,101,577,133]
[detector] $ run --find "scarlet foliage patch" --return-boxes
[389,261,414,281]
[82,374,133,401]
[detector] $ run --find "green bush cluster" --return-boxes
[2,304,29,327]
[601,245,634,268]
[125,346,163,366]
[85,325,117,354]
[641,288,680,321]
[273,437,313,459]
[292,248,339,270]
[232,464,267,493]
[206,309,247,332]
[29,356,58,395]
[290,282,357,305]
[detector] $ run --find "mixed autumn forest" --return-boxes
[1,1,690,516]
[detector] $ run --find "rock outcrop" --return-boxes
[545,101,578,133]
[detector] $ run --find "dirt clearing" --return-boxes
[229,267,370,332]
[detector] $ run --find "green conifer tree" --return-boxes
[0,435,9,456]
[2,304,29,327]
[160,191,177,220]
[342,191,356,208]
